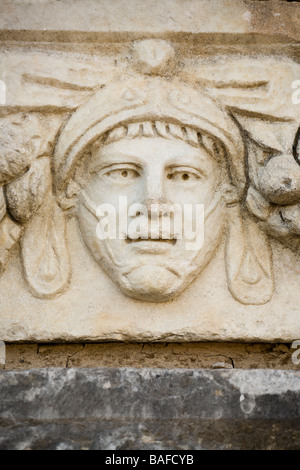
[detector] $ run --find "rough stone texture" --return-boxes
[0,367,299,450]
[4,342,299,370]
[1,0,300,343]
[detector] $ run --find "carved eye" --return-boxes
[167,168,201,182]
[104,167,140,181]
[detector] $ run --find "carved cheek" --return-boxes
[179,176,218,207]
[197,177,217,204]
[85,173,139,207]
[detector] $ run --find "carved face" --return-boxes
[77,129,227,301]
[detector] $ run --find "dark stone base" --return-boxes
[0,368,299,450]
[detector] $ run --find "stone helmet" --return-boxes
[53,76,246,200]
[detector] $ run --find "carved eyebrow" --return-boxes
[167,164,208,178]
[89,159,142,173]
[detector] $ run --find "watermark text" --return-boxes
[0,341,5,365]
[94,198,205,251]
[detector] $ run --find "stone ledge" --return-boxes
[0,367,299,449]
[0,0,299,42]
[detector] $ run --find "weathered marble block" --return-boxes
[1,0,300,342]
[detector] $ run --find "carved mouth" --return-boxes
[126,237,176,245]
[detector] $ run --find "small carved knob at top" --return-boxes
[132,39,175,75]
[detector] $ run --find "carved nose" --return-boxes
[143,198,170,218]
[143,173,168,214]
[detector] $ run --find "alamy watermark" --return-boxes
[0,80,6,106]
[292,80,300,105]
[291,340,300,365]
[0,341,5,365]
[93,197,205,250]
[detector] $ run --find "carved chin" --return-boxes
[119,265,182,302]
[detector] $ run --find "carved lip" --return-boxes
[126,237,176,244]
[126,237,176,253]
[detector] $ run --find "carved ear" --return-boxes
[225,205,273,305]
[21,195,70,299]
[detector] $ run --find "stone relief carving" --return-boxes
[1,39,300,308]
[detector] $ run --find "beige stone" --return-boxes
[1,0,300,342]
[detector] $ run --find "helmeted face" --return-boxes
[77,124,228,301]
